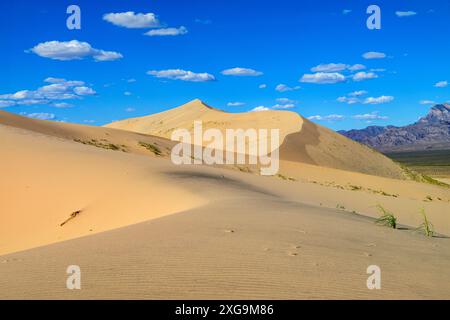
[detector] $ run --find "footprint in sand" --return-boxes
[288,252,298,256]
[363,252,373,257]
[224,229,235,233]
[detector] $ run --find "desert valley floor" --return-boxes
[1,100,449,299]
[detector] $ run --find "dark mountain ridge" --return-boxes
[339,104,450,152]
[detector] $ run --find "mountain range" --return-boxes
[339,104,450,152]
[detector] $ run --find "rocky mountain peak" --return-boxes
[418,103,450,124]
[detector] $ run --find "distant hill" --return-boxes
[339,104,450,152]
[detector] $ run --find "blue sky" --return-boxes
[0,0,449,130]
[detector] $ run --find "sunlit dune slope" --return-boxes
[106,99,407,179]
[0,123,205,255]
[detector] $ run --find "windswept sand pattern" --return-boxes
[1,199,449,299]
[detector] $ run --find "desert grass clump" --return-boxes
[276,173,297,181]
[138,141,162,156]
[375,205,397,229]
[416,208,434,237]
[400,164,449,188]
[74,139,126,152]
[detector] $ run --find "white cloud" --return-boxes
[145,26,188,36]
[147,69,215,82]
[127,78,137,83]
[276,98,295,104]
[343,9,352,15]
[221,67,263,76]
[420,100,436,105]
[353,112,388,120]
[52,102,72,108]
[259,84,267,89]
[0,100,16,108]
[249,99,296,112]
[25,112,56,120]
[308,114,345,121]
[272,103,295,109]
[311,63,348,72]
[227,102,245,107]
[93,50,123,62]
[18,99,49,106]
[352,71,378,82]
[311,63,366,73]
[44,77,67,84]
[73,86,96,96]
[338,90,375,104]
[30,40,123,61]
[103,12,160,28]
[396,11,417,17]
[348,64,366,71]
[250,106,270,112]
[125,107,136,112]
[349,90,368,97]
[275,84,300,92]
[362,51,386,59]
[0,78,96,107]
[364,96,394,104]
[124,91,132,96]
[300,72,346,84]
[337,96,360,104]
[434,81,448,88]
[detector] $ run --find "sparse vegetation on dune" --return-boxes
[399,163,449,188]
[138,141,162,156]
[276,173,297,181]
[416,209,434,237]
[368,188,399,197]
[73,139,127,152]
[375,205,397,229]
[236,166,252,173]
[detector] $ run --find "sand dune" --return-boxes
[279,118,406,178]
[106,99,407,179]
[0,110,176,157]
[1,104,450,299]
[106,99,303,145]
[1,164,450,299]
[0,124,205,255]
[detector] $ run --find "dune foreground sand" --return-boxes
[1,102,450,299]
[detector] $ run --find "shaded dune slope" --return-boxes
[107,99,407,179]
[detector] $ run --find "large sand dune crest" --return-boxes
[106,99,407,179]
